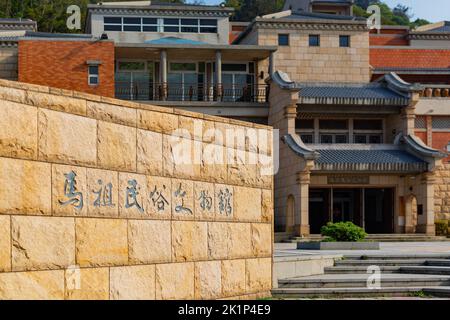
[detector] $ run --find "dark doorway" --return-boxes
[309,189,331,234]
[309,187,394,234]
[364,188,395,234]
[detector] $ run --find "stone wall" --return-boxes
[435,164,450,220]
[0,46,18,81]
[257,28,370,83]
[0,79,274,300]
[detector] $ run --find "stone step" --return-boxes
[343,254,450,260]
[426,260,450,267]
[400,266,450,275]
[278,274,450,289]
[335,259,428,266]
[272,287,444,299]
[424,287,450,297]
[285,235,450,243]
[324,266,401,274]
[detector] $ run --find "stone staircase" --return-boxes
[282,234,450,243]
[272,254,450,299]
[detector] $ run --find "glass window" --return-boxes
[354,135,367,144]
[301,134,313,144]
[200,19,218,33]
[170,63,197,72]
[181,19,199,33]
[296,119,314,130]
[118,61,146,71]
[432,117,450,129]
[164,18,180,32]
[278,34,289,46]
[354,119,383,131]
[309,35,320,47]
[335,135,348,144]
[415,116,426,129]
[123,17,141,24]
[143,18,157,25]
[319,120,348,130]
[222,64,247,72]
[339,35,350,47]
[88,65,99,86]
[105,24,122,31]
[320,135,333,144]
[369,135,382,144]
[104,16,122,31]
[104,17,121,24]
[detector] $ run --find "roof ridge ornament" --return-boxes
[271,71,300,91]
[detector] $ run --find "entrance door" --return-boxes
[309,187,393,234]
[309,189,331,234]
[364,188,394,234]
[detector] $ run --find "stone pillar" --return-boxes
[401,106,416,136]
[215,50,223,101]
[284,105,297,136]
[404,194,415,234]
[417,172,436,235]
[296,169,311,236]
[160,49,168,101]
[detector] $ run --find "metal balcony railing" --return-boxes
[115,82,270,103]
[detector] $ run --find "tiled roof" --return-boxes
[313,146,428,172]
[296,83,409,105]
[370,48,450,69]
[279,11,363,22]
[315,148,424,165]
[298,84,404,99]
[145,37,208,45]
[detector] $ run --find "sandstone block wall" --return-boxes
[256,28,370,83]
[435,164,450,221]
[0,79,274,300]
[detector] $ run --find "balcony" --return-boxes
[115,82,270,103]
[420,85,450,98]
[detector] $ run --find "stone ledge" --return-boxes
[0,79,272,130]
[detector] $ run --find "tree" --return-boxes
[225,0,284,21]
[0,0,188,33]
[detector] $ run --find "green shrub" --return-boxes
[435,220,448,236]
[320,222,367,242]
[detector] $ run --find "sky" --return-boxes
[202,0,450,23]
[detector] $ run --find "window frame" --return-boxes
[88,65,99,86]
[339,35,350,48]
[278,34,290,46]
[309,34,320,47]
[103,16,218,34]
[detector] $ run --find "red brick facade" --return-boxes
[416,116,450,162]
[18,40,115,97]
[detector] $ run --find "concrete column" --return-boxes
[215,50,223,101]
[417,172,436,235]
[269,52,275,76]
[296,169,311,236]
[160,49,168,100]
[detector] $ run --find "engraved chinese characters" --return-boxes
[57,171,234,218]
